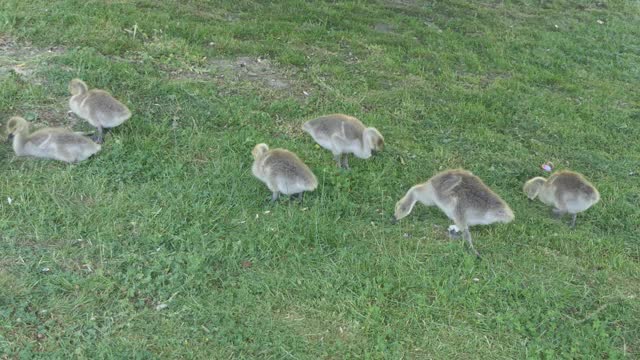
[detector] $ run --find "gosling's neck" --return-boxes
[537,179,558,206]
[70,91,88,104]
[11,129,28,156]
[252,154,268,176]
[528,177,548,201]
[400,188,418,212]
[353,131,373,159]
[401,184,430,209]
[72,81,88,96]
[410,183,435,206]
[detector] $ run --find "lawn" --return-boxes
[1,0,639,358]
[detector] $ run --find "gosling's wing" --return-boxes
[304,115,362,139]
[437,173,463,195]
[304,116,340,137]
[269,150,316,184]
[32,129,94,146]
[39,134,54,149]
[551,173,587,202]
[328,121,351,145]
[86,90,131,119]
[462,175,510,211]
[340,118,365,142]
[28,129,65,148]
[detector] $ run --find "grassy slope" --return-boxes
[1,0,639,358]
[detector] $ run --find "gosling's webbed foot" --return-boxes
[341,154,350,170]
[447,225,462,239]
[551,208,564,219]
[291,192,304,203]
[333,154,342,169]
[93,126,106,144]
[570,213,577,228]
[462,229,482,259]
[287,194,298,202]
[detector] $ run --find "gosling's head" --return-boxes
[393,196,414,222]
[523,177,547,200]
[365,127,384,154]
[69,78,88,96]
[252,143,269,160]
[492,206,515,224]
[6,116,28,140]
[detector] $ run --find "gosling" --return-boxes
[251,143,318,202]
[6,116,101,163]
[302,114,384,169]
[394,169,514,258]
[68,78,131,144]
[523,170,600,228]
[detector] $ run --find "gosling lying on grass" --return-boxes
[68,78,131,144]
[302,114,384,169]
[394,169,514,258]
[523,170,600,228]
[251,143,318,202]
[6,116,101,163]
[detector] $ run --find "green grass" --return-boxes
[1,0,639,358]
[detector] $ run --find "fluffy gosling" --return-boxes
[251,143,318,202]
[68,78,131,144]
[523,170,600,227]
[302,114,384,169]
[6,116,101,163]
[394,169,514,258]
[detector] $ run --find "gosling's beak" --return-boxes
[391,215,398,225]
[7,133,14,141]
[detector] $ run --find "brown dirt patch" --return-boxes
[0,36,73,129]
[168,56,293,89]
[374,23,397,33]
[226,57,287,86]
[16,108,78,129]
[164,56,314,99]
[385,0,422,9]
[0,35,65,82]
[272,114,305,139]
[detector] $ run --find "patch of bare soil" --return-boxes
[0,35,65,82]
[18,108,79,129]
[385,0,421,8]
[374,23,397,34]
[213,56,291,89]
[166,56,314,98]
[0,36,79,128]
[271,114,305,139]
[454,70,512,90]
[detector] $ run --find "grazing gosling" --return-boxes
[523,170,600,228]
[302,114,384,169]
[6,116,101,163]
[394,169,514,258]
[251,143,318,202]
[68,78,131,144]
